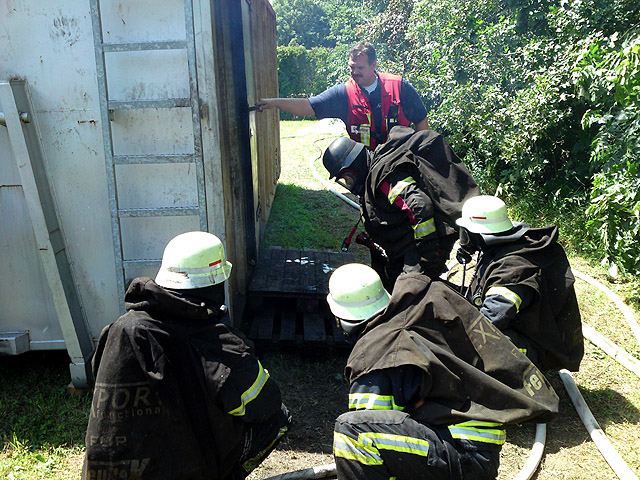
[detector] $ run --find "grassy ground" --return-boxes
[1,119,639,479]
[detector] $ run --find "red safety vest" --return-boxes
[345,72,411,150]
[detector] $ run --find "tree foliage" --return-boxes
[271,0,640,279]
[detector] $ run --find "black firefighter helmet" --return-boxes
[322,137,370,196]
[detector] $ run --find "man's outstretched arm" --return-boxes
[255,97,315,117]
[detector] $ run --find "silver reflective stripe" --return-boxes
[486,286,522,312]
[227,360,269,416]
[349,393,404,411]
[413,218,436,238]
[332,289,386,310]
[448,421,506,445]
[333,432,383,465]
[387,176,416,204]
[361,433,429,456]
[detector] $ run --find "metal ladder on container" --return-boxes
[89,0,207,310]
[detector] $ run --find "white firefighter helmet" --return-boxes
[155,231,232,289]
[327,263,390,335]
[456,195,514,234]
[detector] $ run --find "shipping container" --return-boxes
[0,0,280,387]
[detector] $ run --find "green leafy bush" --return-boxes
[574,29,640,275]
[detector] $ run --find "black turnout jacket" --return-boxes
[469,225,584,372]
[82,277,286,480]
[361,126,480,270]
[346,273,559,428]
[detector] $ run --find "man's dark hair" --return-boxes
[349,42,376,65]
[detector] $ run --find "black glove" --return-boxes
[403,247,423,274]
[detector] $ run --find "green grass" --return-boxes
[0,352,91,479]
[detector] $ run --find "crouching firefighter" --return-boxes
[455,195,584,372]
[323,126,480,292]
[326,262,559,480]
[82,231,291,480]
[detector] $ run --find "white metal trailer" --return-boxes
[0,0,281,387]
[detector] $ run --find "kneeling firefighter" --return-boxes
[327,262,559,480]
[456,195,584,372]
[82,231,291,480]
[323,126,480,291]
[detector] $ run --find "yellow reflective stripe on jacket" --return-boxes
[333,432,383,465]
[413,218,436,239]
[387,176,416,204]
[448,421,506,445]
[348,393,405,411]
[485,286,522,312]
[227,360,269,416]
[360,432,429,457]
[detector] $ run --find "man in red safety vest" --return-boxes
[257,42,429,150]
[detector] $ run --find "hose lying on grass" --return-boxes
[559,369,639,480]
[580,323,640,378]
[513,423,547,480]
[572,269,640,346]
[261,463,337,480]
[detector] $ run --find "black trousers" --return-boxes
[334,410,500,480]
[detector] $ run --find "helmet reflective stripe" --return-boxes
[333,432,383,465]
[448,421,506,445]
[413,217,436,238]
[348,392,405,411]
[486,286,522,312]
[360,432,430,456]
[331,288,386,310]
[387,176,416,204]
[327,263,390,321]
[227,360,269,416]
[456,195,514,234]
[165,262,222,274]
[156,231,232,289]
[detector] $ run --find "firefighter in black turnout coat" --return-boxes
[323,126,480,291]
[456,195,584,372]
[82,232,291,480]
[326,263,559,480]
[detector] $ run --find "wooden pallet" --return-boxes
[244,247,356,350]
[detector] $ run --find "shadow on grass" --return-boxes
[258,350,351,456]
[0,351,91,449]
[505,369,640,453]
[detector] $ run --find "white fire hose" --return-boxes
[559,369,639,480]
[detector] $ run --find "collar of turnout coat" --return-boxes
[124,277,220,322]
